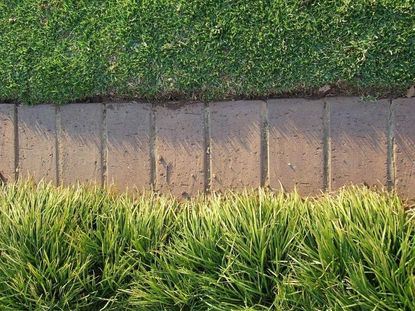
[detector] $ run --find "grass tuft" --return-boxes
[0,183,413,310]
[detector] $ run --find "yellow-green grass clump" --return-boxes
[0,182,413,310]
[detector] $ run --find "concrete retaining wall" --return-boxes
[1,98,414,198]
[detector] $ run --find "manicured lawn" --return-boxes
[0,183,413,310]
[1,1,414,104]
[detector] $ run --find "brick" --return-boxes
[268,99,324,195]
[106,102,151,191]
[210,101,263,190]
[155,103,205,197]
[0,104,15,183]
[329,97,388,189]
[60,103,103,185]
[18,105,57,184]
[394,98,415,198]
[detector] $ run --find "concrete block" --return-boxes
[329,97,389,189]
[155,103,205,197]
[0,104,16,183]
[394,98,415,198]
[18,105,57,184]
[210,101,263,190]
[106,102,151,191]
[268,99,324,195]
[60,103,103,185]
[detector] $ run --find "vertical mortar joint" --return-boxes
[55,105,62,186]
[101,103,108,188]
[14,104,19,182]
[323,99,331,192]
[387,98,395,191]
[149,103,156,190]
[203,102,211,194]
[260,100,269,188]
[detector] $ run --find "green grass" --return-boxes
[0,183,414,310]
[1,0,414,104]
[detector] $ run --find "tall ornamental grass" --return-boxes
[0,183,413,310]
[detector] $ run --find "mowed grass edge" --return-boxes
[1,1,414,104]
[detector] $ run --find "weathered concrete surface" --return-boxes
[18,105,57,184]
[210,101,264,190]
[268,99,324,195]
[2,98,415,198]
[0,104,15,183]
[329,97,389,189]
[60,104,103,185]
[155,103,205,197]
[106,103,151,191]
[394,98,415,198]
